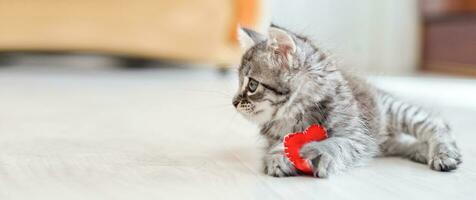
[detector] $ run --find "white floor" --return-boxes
[0,66,475,200]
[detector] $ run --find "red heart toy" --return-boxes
[284,124,328,175]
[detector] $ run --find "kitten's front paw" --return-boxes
[300,143,338,178]
[263,153,297,177]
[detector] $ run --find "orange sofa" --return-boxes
[0,0,269,66]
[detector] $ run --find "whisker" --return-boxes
[187,90,232,96]
[178,88,234,98]
[188,103,234,111]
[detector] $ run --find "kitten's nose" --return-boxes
[232,99,240,107]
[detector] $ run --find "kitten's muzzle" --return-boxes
[232,94,244,108]
[233,99,240,108]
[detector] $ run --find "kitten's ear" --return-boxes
[238,27,267,50]
[268,27,296,54]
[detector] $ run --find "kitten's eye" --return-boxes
[248,79,259,93]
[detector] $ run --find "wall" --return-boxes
[269,0,420,75]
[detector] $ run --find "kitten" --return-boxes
[232,25,462,178]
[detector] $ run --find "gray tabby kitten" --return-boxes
[232,25,462,178]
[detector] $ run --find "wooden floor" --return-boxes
[0,66,475,200]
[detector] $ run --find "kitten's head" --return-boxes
[232,26,313,124]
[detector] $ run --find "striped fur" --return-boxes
[378,92,462,171]
[233,26,461,178]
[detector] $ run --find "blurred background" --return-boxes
[1,0,475,75]
[1,1,476,199]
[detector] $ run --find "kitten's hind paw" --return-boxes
[429,144,462,172]
[429,153,461,172]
